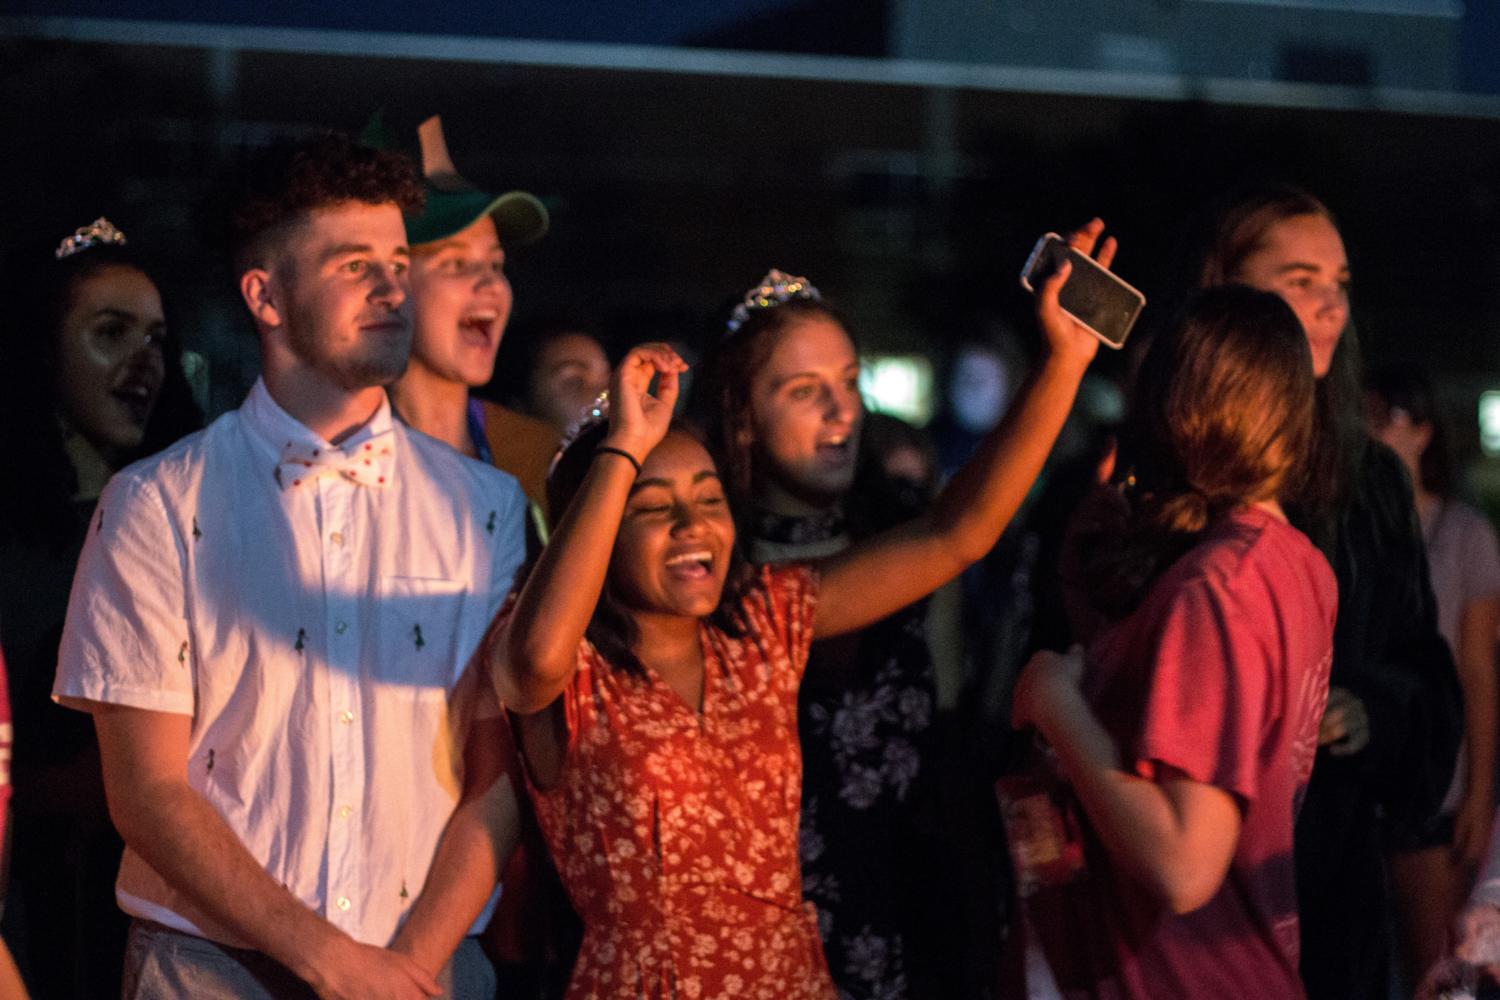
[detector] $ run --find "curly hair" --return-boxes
[1078,285,1316,617]
[229,132,424,274]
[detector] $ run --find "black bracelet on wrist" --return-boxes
[594,445,643,475]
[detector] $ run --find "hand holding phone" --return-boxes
[1021,228,1144,350]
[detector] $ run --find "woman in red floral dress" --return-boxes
[486,221,1115,999]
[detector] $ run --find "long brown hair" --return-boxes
[1188,184,1364,550]
[1081,285,1316,617]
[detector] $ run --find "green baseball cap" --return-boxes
[405,116,549,248]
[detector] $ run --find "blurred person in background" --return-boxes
[0,217,200,999]
[1180,185,1461,1000]
[1367,366,1500,990]
[522,325,612,436]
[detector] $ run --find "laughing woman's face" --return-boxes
[56,264,166,462]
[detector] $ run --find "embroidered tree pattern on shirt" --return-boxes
[486,511,497,535]
[412,625,425,651]
[295,628,306,653]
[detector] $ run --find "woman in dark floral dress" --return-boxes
[694,261,1087,997]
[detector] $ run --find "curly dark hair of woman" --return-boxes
[1080,284,1316,617]
[538,419,753,679]
[228,131,425,275]
[0,238,202,551]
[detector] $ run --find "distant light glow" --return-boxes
[860,355,934,427]
[1480,391,1500,457]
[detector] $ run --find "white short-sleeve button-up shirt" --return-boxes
[53,379,527,947]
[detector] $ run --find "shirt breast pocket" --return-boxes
[378,575,469,689]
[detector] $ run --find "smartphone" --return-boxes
[1020,233,1145,350]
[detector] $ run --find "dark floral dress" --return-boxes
[750,508,937,1000]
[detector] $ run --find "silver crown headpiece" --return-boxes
[548,389,611,478]
[55,217,127,260]
[725,268,822,334]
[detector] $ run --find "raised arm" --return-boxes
[813,220,1111,639]
[92,703,442,1000]
[487,343,686,714]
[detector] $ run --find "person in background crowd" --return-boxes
[0,217,200,999]
[388,115,556,514]
[523,326,612,436]
[1367,366,1500,988]
[488,218,1104,999]
[1183,185,1462,1000]
[0,645,34,1000]
[1012,284,1335,999]
[52,133,526,999]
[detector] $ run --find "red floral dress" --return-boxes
[524,564,835,999]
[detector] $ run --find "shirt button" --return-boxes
[336,896,351,912]
[335,621,348,635]
[330,531,344,546]
[338,804,353,818]
[339,710,354,724]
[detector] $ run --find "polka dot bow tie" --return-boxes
[276,436,394,490]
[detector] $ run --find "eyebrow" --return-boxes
[416,239,502,255]
[318,243,410,264]
[769,362,861,391]
[1275,261,1350,276]
[627,470,720,495]
[90,307,166,330]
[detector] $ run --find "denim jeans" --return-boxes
[121,919,497,1000]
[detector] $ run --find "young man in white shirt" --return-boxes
[53,133,526,1000]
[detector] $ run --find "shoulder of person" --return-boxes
[399,422,526,503]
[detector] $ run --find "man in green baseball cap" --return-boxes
[390,116,558,517]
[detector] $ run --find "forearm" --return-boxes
[815,354,1087,637]
[494,454,635,711]
[1035,685,1223,912]
[1461,602,1500,799]
[115,776,345,979]
[392,772,520,974]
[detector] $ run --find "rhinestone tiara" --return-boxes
[725,268,822,334]
[55,217,127,260]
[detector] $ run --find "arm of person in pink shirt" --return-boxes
[1012,646,1243,915]
[390,715,521,977]
[92,702,443,1000]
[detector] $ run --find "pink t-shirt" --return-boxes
[1037,506,1336,1000]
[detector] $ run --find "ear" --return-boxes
[239,268,282,331]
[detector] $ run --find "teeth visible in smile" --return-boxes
[822,436,848,446]
[665,551,712,567]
